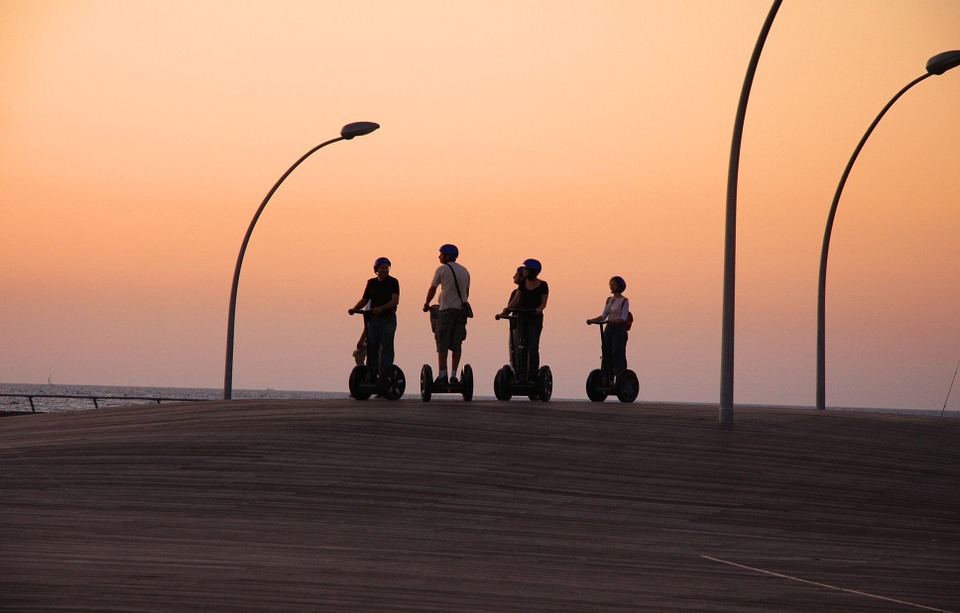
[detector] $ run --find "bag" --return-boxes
[626,311,633,331]
[462,302,474,319]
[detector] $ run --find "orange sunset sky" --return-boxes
[2,0,959,409]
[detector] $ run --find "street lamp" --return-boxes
[224,121,380,400]
[817,50,960,411]
[720,0,782,426]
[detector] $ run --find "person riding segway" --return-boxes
[493,258,552,401]
[347,257,405,400]
[585,275,639,402]
[420,244,473,401]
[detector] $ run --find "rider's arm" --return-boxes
[374,292,399,315]
[423,285,438,312]
[535,290,548,315]
[588,297,611,323]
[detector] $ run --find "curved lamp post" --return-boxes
[720,0,782,426]
[816,50,960,411]
[224,121,380,400]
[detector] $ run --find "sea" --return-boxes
[1,382,955,417]
[0,382,344,413]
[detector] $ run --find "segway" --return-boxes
[347,309,405,400]
[420,306,474,401]
[419,364,474,401]
[585,320,639,402]
[493,308,552,401]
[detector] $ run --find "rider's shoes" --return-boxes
[449,376,459,386]
[434,375,448,386]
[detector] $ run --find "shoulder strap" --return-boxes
[445,263,465,302]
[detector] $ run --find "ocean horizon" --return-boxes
[0,382,345,413]
[1,381,957,417]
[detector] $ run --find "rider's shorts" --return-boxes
[435,308,467,352]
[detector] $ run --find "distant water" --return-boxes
[1,382,954,417]
[0,383,344,413]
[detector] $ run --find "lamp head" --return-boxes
[926,50,960,75]
[341,121,380,140]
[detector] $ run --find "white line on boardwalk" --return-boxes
[701,555,955,613]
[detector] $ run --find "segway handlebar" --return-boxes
[349,308,380,317]
[495,307,538,321]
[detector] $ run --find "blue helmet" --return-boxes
[522,258,542,274]
[611,276,626,292]
[439,244,459,259]
[373,257,391,270]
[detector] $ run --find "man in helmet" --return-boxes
[422,244,471,385]
[349,257,400,376]
[506,258,549,383]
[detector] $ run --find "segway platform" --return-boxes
[419,364,474,401]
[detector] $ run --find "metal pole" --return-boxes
[720,0,782,427]
[224,122,379,400]
[815,73,931,411]
[817,51,959,411]
[224,137,344,399]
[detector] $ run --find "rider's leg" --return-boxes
[449,311,465,381]
[526,317,543,382]
[605,324,627,378]
[436,350,448,378]
[450,351,461,377]
[365,318,382,376]
[379,314,397,373]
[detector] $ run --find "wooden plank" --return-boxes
[1,400,958,612]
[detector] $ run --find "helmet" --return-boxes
[373,257,391,270]
[611,276,626,292]
[439,244,459,259]
[522,258,542,274]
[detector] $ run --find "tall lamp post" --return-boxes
[224,121,380,400]
[816,51,960,411]
[720,0,782,427]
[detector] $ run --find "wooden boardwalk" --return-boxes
[2,399,958,612]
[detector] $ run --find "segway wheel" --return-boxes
[586,369,608,402]
[494,365,513,401]
[461,364,474,402]
[420,364,433,402]
[349,365,372,400]
[536,365,553,402]
[379,364,406,401]
[615,369,640,403]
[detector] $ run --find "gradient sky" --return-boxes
[2,0,959,409]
